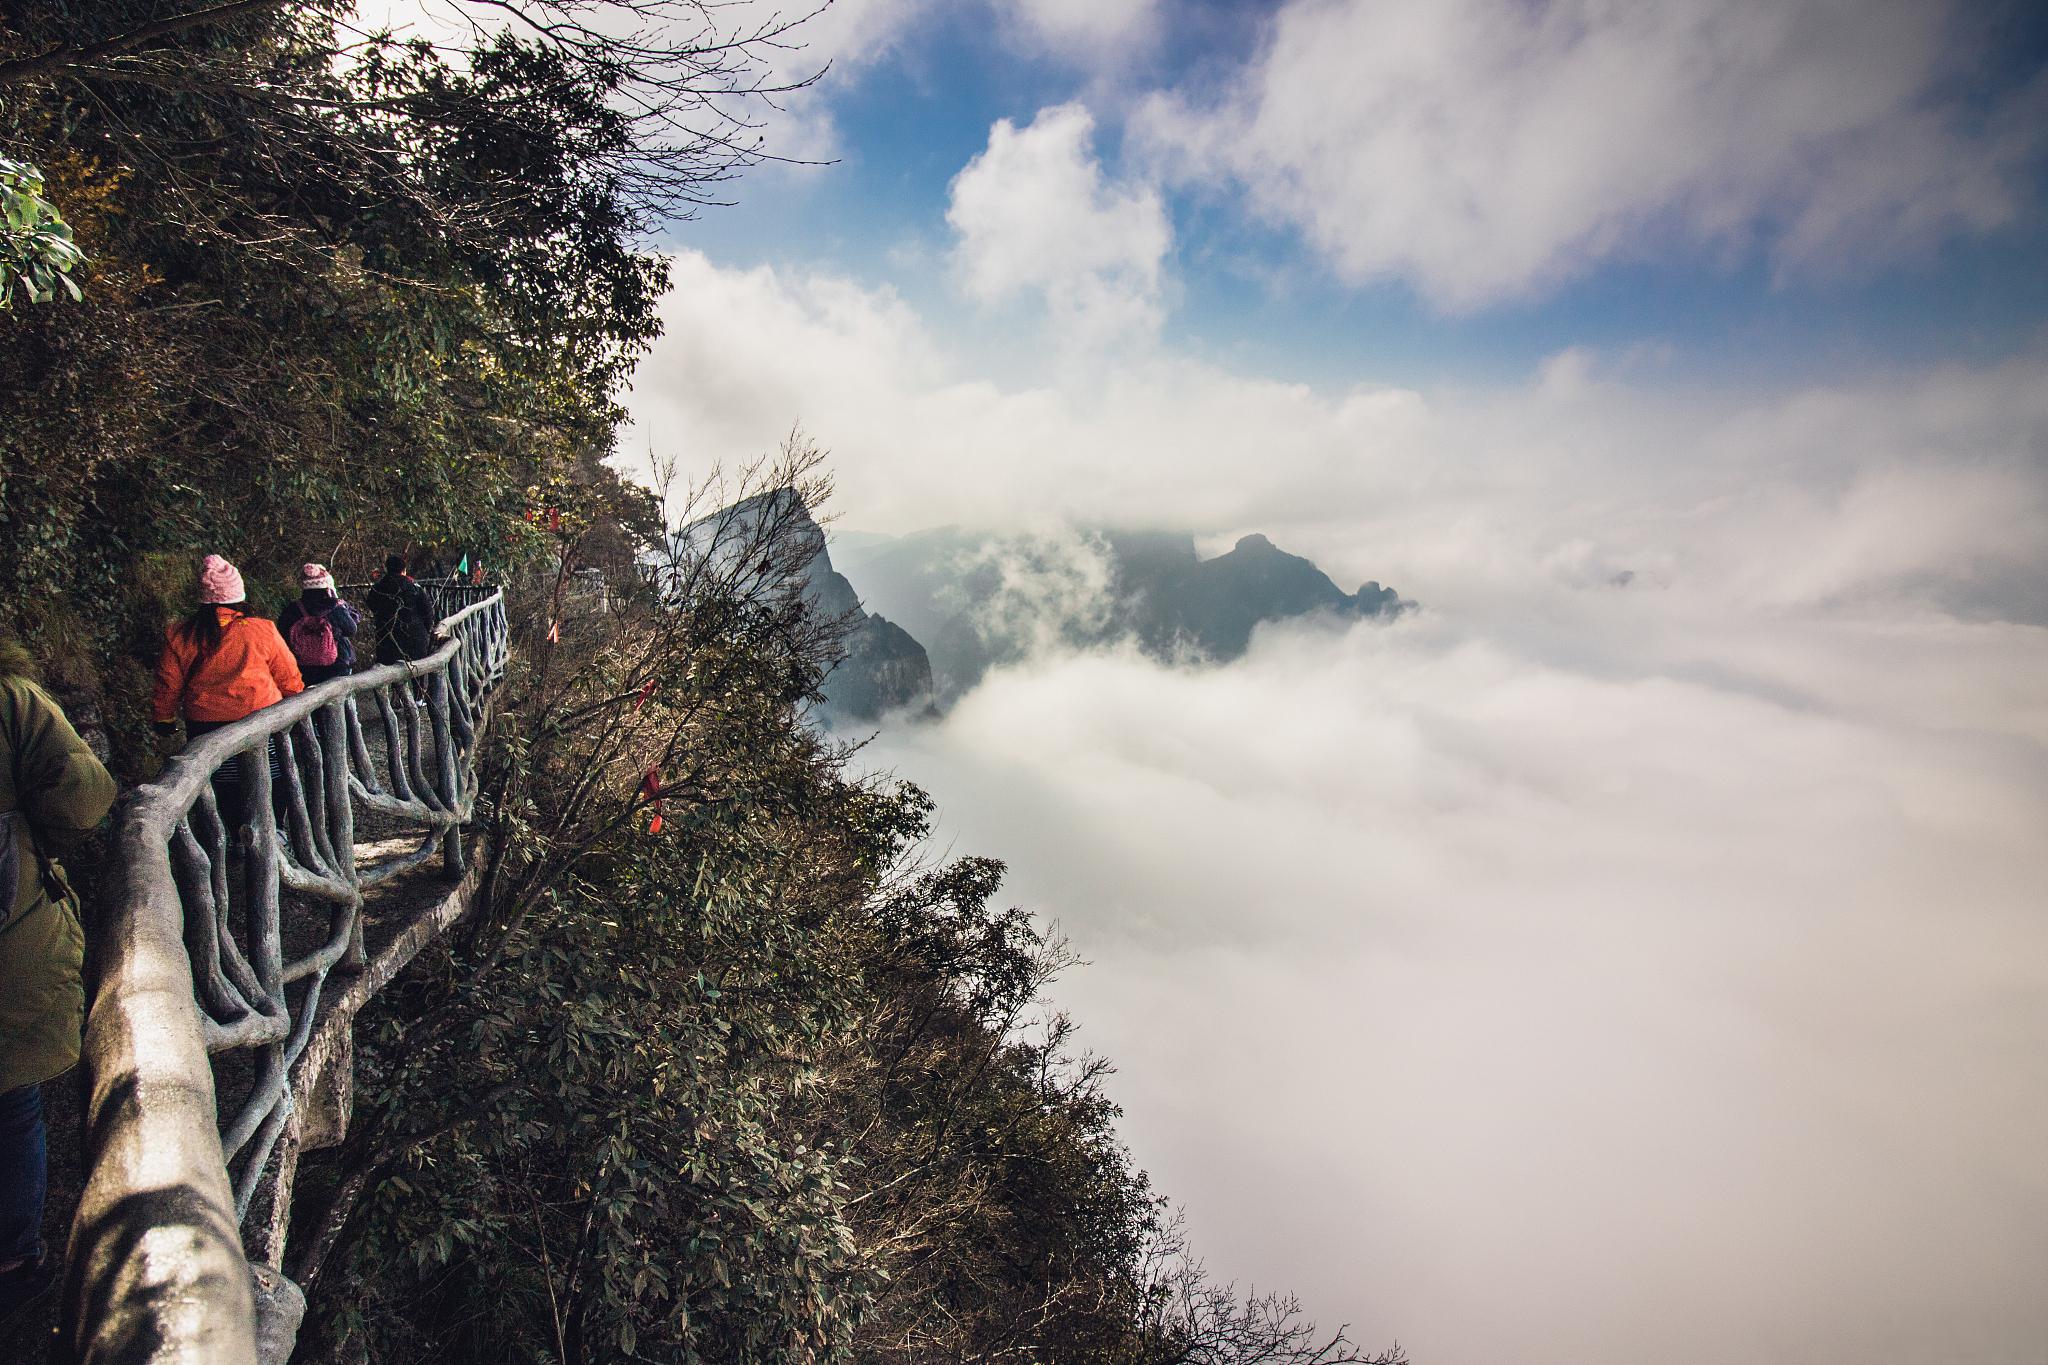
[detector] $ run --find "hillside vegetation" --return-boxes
[1,5,1401,1362]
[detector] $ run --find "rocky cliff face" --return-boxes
[829,615,933,721]
[675,490,935,724]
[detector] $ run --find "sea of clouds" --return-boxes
[859,593,2048,1364]
[625,245,2048,1363]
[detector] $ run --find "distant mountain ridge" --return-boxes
[835,524,1412,706]
[676,494,1412,722]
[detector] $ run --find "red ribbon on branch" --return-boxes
[641,766,666,834]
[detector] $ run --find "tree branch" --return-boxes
[0,0,297,86]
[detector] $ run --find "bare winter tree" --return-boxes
[1139,1208,1409,1365]
[0,0,832,270]
[0,0,828,169]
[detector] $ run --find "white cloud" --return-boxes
[946,103,1173,345]
[958,527,1122,655]
[1133,0,2047,309]
[624,254,2048,626]
[1006,0,1160,57]
[862,598,2048,1364]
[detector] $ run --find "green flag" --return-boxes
[456,553,470,575]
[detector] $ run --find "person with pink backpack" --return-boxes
[276,562,362,686]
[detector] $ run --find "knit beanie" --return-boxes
[198,554,246,605]
[300,562,337,593]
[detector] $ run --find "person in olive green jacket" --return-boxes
[0,642,117,1316]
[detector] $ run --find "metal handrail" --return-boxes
[66,592,510,1364]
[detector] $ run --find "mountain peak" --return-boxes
[1232,533,1275,554]
[677,491,934,724]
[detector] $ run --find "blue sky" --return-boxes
[656,0,2048,394]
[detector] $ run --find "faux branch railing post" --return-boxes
[66,591,509,1365]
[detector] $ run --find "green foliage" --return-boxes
[0,4,668,770]
[327,801,886,1362]
[308,742,1172,1362]
[0,157,82,306]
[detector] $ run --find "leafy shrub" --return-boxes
[0,157,83,306]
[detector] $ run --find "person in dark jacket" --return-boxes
[0,640,118,1316]
[276,562,362,685]
[367,555,439,666]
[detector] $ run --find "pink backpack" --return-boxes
[288,608,339,667]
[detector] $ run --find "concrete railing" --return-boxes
[65,592,510,1364]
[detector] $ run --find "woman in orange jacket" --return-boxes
[151,554,304,830]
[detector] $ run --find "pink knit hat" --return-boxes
[299,562,336,592]
[198,554,245,605]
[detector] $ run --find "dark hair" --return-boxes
[384,554,407,574]
[178,600,249,655]
[301,586,339,608]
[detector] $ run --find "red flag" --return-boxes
[634,678,657,711]
[648,811,664,835]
